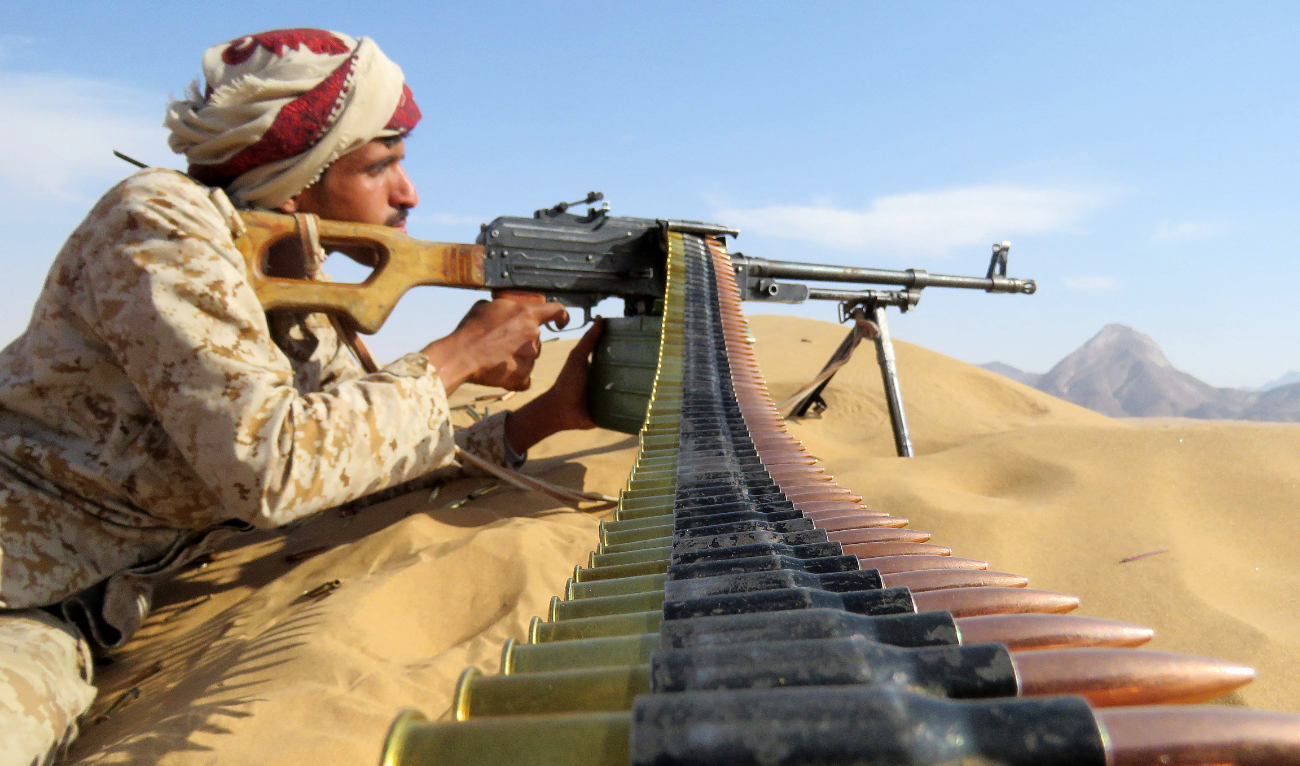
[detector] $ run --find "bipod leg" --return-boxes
[782,309,874,416]
[869,304,913,457]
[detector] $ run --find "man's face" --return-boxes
[285,138,418,230]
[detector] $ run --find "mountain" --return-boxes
[1036,324,1223,417]
[1254,370,1300,391]
[978,361,1041,387]
[1240,382,1300,421]
[985,324,1297,422]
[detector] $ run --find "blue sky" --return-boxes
[1,2,1295,387]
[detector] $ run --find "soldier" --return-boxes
[0,28,596,763]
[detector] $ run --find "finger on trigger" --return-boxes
[534,301,569,330]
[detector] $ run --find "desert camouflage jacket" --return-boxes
[0,169,509,645]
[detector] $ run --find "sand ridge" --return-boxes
[68,314,1300,764]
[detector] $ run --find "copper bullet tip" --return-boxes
[814,515,911,531]
[955,613,1155,650]
[856,554,989,574]
[1014,648,1255,706]
[884,569,1028,592]
[1098,706,1300,766]
[914,587,1079,618]
[827,528,933,545]
[842,542,954,559]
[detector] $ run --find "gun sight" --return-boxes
[537,191,606,218]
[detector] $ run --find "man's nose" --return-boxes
[391,166,418,209]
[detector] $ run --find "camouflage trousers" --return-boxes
[0,609,96,766]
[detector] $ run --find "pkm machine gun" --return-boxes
[233,193,1036,457]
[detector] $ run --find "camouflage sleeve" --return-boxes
[78,171,460,528]
[0,610,96,763]
[328,410,524,515]
[455,411,527,472]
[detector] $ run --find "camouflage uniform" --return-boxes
[0,168,512,762]
[0,611,96,766]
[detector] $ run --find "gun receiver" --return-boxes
[478,206,735,319]
[234,202,735,333]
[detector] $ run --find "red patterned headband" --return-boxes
[166,29,421,207]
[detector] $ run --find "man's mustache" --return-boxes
[387,207,410,227]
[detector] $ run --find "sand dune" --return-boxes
[69,314,1300,764]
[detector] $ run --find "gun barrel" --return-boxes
[736,255,1037,294]
[804,287,919,306]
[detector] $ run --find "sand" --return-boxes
[67,314,1300,765]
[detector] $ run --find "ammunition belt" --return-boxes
[380,232,1277,765]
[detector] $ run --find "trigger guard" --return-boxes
[545,306,592,333]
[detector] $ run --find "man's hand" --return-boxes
[505,319,604,455]
[420,295,569,393]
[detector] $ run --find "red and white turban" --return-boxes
[165,28,421,208]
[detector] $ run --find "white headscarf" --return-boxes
[165,29,420,209]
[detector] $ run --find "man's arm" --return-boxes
[78,171,517,528]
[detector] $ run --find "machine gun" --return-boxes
[234,193,1036,456]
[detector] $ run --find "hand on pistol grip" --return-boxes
[491,290,571,332]
[458,293,569,390]
[538,318,604,431]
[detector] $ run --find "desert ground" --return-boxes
[68,314,1300,765]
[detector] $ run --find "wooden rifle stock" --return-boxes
[233,210,487,333]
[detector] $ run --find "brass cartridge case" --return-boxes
[567,572,667,600]
[621,474,675,493]
[596,537,676,555]
[588,545,672,568]
[573,559,668,582]
[381,708,629,766]
[600,514,680,535]
[599,521,674,546]
[550,592,664,621]
[501,634,660,675]
[454,665,649,719]
[529,610,662,643]
[614,496,676,519]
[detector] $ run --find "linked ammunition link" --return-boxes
[380,232,1286,765]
